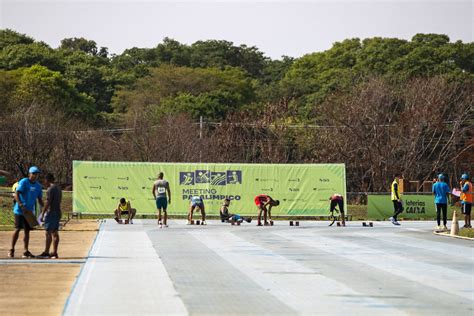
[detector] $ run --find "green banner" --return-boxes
[73,161,346,216]
[368,194,452,220]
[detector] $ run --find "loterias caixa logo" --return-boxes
[179,170,242,201]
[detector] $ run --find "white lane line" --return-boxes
[274,230,474,301]
[190,230,405,316]
[64,220,188,315]
[351,230,474,260]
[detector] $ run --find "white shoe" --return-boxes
[130,219,133,224]
[186,221,192,225]
[442,225,448,231]
[389,217,395,224]
[434,225,441,231]
[201,221,207,225]
[393,221,401,226]
[164,224,169,228]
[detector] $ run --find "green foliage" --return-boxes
[0,42,63,71]
[59,50,116,112]
[281,34,473,118]
[60,37,99,56]
[13,65,95,119]
[0,69,22,114]
[0,29,34,50]
[190,40,267,77]
[160,90,244,120]
[113,65,255,120]
[0,28,472,125]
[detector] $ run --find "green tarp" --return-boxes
[367,194,453,220]
[73,161,346,215]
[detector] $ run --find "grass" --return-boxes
[458,228,474,238]
[0,189,73,229]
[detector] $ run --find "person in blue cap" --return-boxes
[9,166,44,258]
[432,174,450,231]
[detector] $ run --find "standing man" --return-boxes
[460,174,472,228]
[254,194,279,226]
[152,172,171,228]
[432,174,450,231]
[38,174,62,259]
[389,174,403,226]
[9,166,43,258]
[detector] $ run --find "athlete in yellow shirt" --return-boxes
[114,198,137,224]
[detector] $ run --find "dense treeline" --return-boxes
[0,29,472,192]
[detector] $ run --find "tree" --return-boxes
[0,42,63,71]
[60,37,99,56]
[112,65,255,120]
[13,65,95,120]
[0,29,34,50]
[190,40,267,77]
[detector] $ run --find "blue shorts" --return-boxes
[191,201,204,209]
[232,214,242,221]
[156,197,168,210]
[44,215,60,232]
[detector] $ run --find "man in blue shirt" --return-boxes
[9,166,44,258]
[432,174,450,231]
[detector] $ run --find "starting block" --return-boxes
[115,218,129,224]
[289,221,300,226]
[362,222,373,227]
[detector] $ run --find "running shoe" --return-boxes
[393,221,401,226]
[201,221,207,225]
[8,249,14,258]
[186,221,192,225]
[49,253,59,259]
[37,252,50,259]
[434,225,441,231]
[164,224,169,228]
[264,222,271,226]
[257,222,263,226]
[442,225,448,231]
[130,219,133,224]
[22,251,35,258]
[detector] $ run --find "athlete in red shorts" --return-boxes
[254,194,280,226]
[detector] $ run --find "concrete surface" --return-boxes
[63,220,474,315]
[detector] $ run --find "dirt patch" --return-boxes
[0,264,81,316]
[0,221,99,315]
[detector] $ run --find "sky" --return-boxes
[1,0,472,59]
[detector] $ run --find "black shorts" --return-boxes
[120,210,129,215]
[14,214,32,230]
[462,203,472,215]
[330,200,344,213]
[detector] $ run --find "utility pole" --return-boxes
[199,116,203,162]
